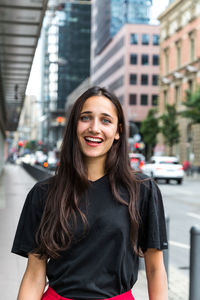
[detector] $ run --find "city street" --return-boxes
[159,177,200,270]
[158,177,200,299]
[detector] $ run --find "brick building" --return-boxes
[158,0,200,166]
[91,22,160,137]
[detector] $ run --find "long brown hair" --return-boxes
[35,86,141,259]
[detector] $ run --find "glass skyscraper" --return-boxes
[57,3,91,109]
[95,0,152,55]
[41,1,91,146]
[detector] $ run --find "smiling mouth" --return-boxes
[84,136,103,144]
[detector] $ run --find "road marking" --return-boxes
[187,212,200,220]
[169,240,190,250]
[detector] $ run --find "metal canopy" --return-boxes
[0,0,48,131]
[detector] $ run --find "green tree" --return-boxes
[160,104,180,156]
[25,140,37,152]
[140,109,160,160]
[181,88,200,124]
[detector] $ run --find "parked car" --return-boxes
[141,156,184,184]
[47,151,59,170]
[35,151,47,166]
[129,153,145,171]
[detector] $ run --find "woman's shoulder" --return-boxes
[27,176,55,205]
[135,171,152,190]
[134,172,162,202]
[34,176,54,190]
[135,171,149,181]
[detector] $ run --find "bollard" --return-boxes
[189,225,200,300]
[163,215,169,279]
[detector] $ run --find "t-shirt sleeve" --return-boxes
[138,179,168,253]
[11,183,45,258]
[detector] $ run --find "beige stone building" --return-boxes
[14,95,40,147]
[158,0,200,167]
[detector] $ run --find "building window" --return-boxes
[141,54,149,65]
[153,34,159,45]
[164,48,169,75]
[152,95,158,106]
[129,94,137,105]
[175,85,181,104]
[189,35,195,62]
[130,74,137,85]
[141,94,148,105]
[153,55,159,66]
[141,74,148,85]
[130,54,137,65]
[152,75,158,86]
[130,33,138,45]
[176,41,181,68]
[188,79,193,92]
[163,90,168,107]
[142,34,149,45]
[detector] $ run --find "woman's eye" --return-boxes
[80,115,90,121]
[102,118,111,124]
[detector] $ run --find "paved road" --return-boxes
[156,177,200,299]
[158,177,200,269]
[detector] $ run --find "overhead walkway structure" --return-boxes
[0,0,48,174]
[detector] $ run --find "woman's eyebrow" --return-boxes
[101,113,113,119]
[80,111,113,119]
[80,111,92,115]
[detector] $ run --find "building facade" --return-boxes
[91,22,160,139]
[94,0,152,55]
[41,1,91,147]
[158,0,200,166]
[0,86,6,174]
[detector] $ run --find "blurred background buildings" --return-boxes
[41,0,91,148]
[158,0,200,165]
[0,0,200,174]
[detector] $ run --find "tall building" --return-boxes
[57,3,91,109]
[94,0,152,55]
[91,0,159,148]
[158,0,200,166]
[41,1,91,147]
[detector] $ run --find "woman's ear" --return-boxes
[114,124,122,140]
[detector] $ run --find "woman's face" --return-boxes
[77,95,120,162]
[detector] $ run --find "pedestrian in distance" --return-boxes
[183,160,192,176]
[12,86,168,300]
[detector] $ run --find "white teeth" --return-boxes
[85,137,102,143]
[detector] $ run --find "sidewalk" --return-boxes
[0,163,36,299]
[0,164,189,299]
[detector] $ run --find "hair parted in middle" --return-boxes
[35,86,141,259]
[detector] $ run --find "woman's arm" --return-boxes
[17,253,47,300]
[144,248,168,300]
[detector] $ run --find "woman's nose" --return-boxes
[89,119,100,133]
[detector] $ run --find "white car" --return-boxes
[141,156,184,184]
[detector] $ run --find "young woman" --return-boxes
[12,86,168,300]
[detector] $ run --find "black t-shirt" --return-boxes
[11,174,168,299]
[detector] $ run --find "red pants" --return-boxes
[42,287,135,300]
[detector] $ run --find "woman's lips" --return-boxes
[84,136,103,147]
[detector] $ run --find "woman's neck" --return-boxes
[84,157,106,181]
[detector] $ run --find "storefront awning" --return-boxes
[0,0,48,131]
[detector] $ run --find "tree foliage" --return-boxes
[25,140,37,151]
[140,109,159,145]
[140,109,160,159]
[160,104,180,155]
[181,88,200,124]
